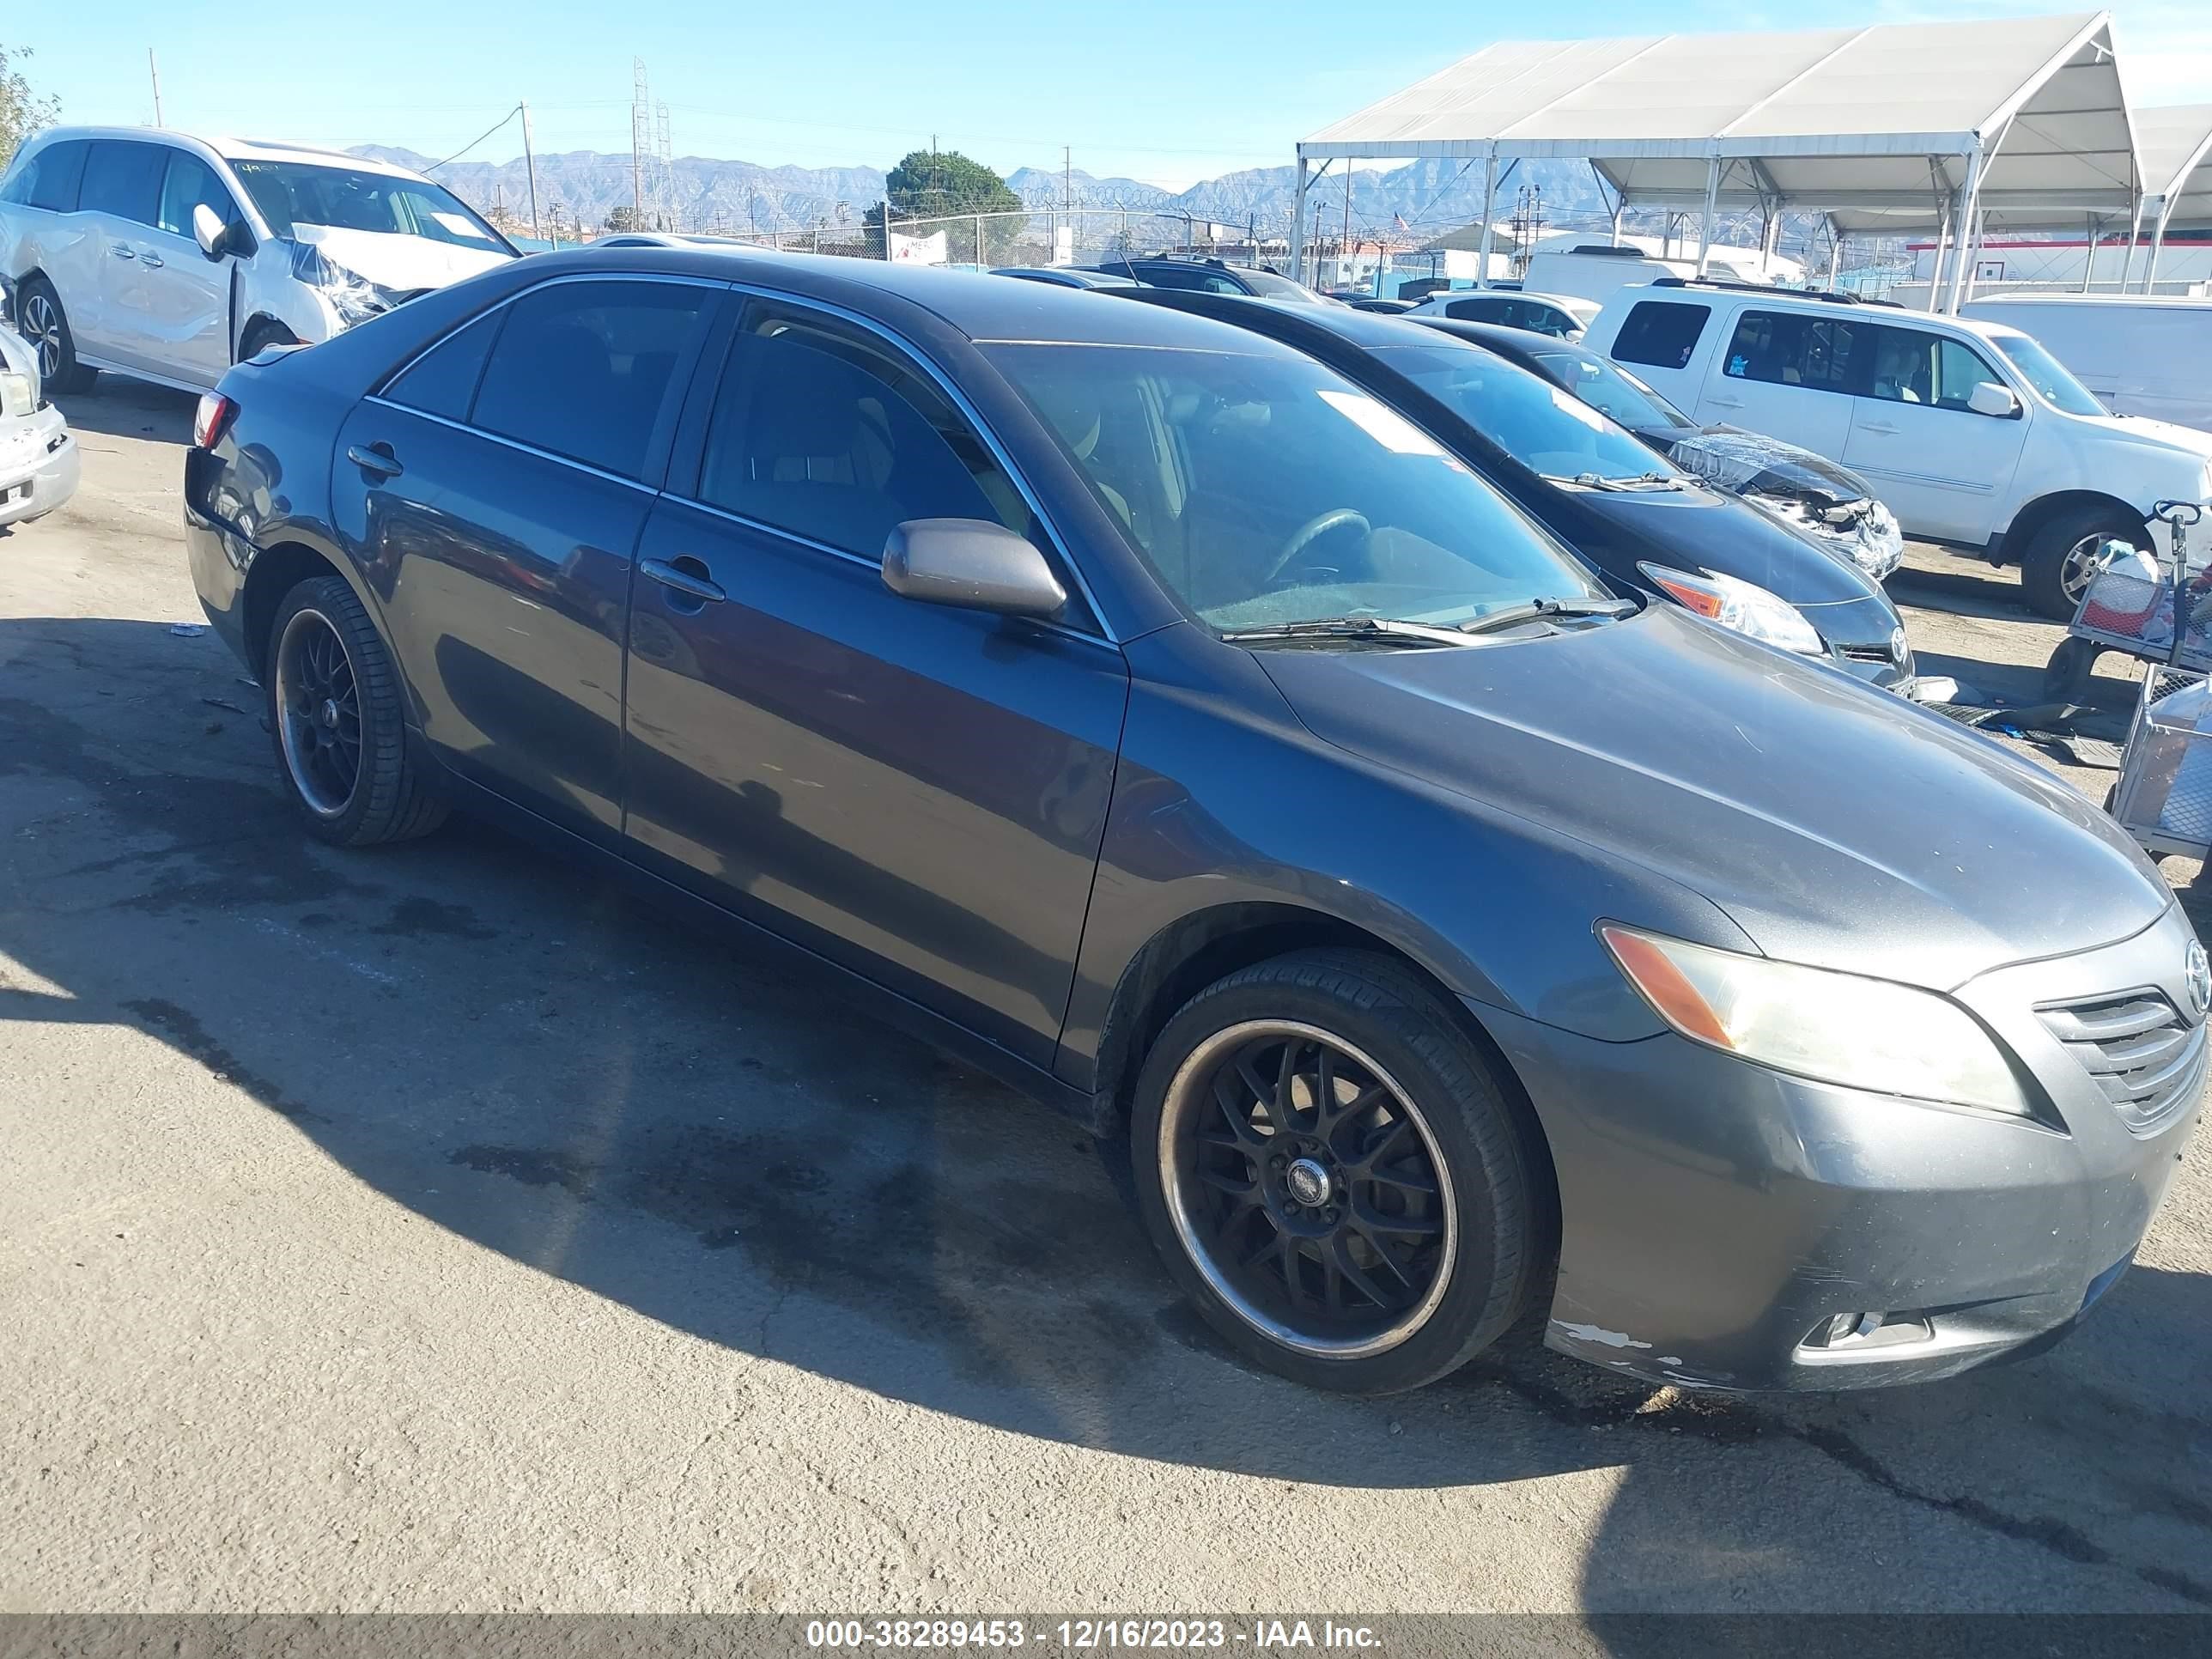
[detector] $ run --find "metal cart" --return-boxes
[2042,501,2212,702]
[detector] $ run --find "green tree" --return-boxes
[2,44,58,166]
[603,204,641,234]
[860,148,1025,263]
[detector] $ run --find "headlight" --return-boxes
[1638,562,1825,654]
[289,242,404,327]
[0,372,32,418]
[1599,925,2030,1115]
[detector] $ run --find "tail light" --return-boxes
[193,392,238,451]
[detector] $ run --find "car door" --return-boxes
[621,296,1129,1066]
[1697,306,1857,462]
[70,140,168,365]
[330,273,718,841]
[1843,323,2028,544]
[120,148,240,386]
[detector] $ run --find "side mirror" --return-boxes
[191,204,255,261]
[1967,380,2021,419]
[882,519,1067,619]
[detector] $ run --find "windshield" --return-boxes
[1990,332,2107,417]
[1376,342,1689,483]
[229,161,512,252]
[1237,266,1328,305]
[1527,346,1698,432]
[983,343,1607,632]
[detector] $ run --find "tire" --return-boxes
[1129,949,1540,1395]
[2041,635,2102,705]
[2021,507,2147,623]
[17,278,96,394]
[238,319,301,362]
[264,574,447,847]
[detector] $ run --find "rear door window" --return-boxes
[468,279,711,480]
[1720,309,1863,394]
[77,142,166,226]
[1611,300,1711,369]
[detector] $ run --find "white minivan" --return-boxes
[1582,280,2212,617]
[0,129,518,395]
[1961,294,2212,435]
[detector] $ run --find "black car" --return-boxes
[1420,318,1907,582]
[1091,257,1332,305]
[1327,293,1417,314]
[992,266,1139,290]
[1115,289,1911,688]
[180,252,2195,1398]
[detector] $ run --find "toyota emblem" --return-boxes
[2186,940,2210,1021]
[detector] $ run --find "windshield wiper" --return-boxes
[1565,471,1686,492]
[1218,616,1481,647]
[1457,596,1638,635]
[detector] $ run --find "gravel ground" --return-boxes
[2,379,2208,1619]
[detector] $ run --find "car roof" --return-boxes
[501,246,1308,353]
[1411,316,1569,362]
[1611,279,2020,338]
[21,126,426,179]
[1116,287,1480,355]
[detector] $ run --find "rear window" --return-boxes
[78,142,166,226]
[3,140,89,212]
[1611,300,1711,370]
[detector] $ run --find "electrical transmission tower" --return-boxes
[655,100,674,230]
[629,58,650,231]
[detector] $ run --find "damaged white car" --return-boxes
[0,130,516,394]
[0,319,76,528]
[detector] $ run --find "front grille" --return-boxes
[2039,992,2207,1134]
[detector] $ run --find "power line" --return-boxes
[425,105,522,172]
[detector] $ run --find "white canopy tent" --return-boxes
[2133,104,2212,289]
[1294,12,2138,311]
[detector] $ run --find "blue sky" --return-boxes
[14,1,2210,189]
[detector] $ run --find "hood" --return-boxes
[1255,604,2166,991]
[288,223,514,293]
[1663,423,1876,507]
[2101,413,2212,465]
[1571,481,1885,608]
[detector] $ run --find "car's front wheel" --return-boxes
[2021,507,2147,622]
[17,278,95,394]
[1130,950,1542,1395]
[264,574,447,846]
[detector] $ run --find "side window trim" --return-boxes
[668,281,1117,644]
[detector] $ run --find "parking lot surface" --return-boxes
[3,380,2209,1614]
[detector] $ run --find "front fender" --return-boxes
[1054,625,1756,1091]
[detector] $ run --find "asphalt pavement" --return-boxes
[2,379,2208,1617]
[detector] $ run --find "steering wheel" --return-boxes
[1261,508,1371,586]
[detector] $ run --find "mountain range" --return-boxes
[349,144,1635,247]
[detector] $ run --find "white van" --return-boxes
[1580,280,2212,617]
[0,129,518,394]
[1521,246,1693,307]
[1960,294,2212,434]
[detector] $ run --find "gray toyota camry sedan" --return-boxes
[182,249,2203,1396]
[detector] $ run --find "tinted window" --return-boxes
[1444,296,1513,324]
[3,141,88,211]
[1721,309,1861,394]
[1612,300,1711,369]
[78,142,166,225]
[987,342,1607,632]
[471,281,706,479]
[1232,266,1323,304]
[1139,264,1244,295]
[382,311,501,422]
[156,151,235,240]
[697,306,1036,559]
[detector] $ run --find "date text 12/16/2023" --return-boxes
[805,1620,1383,1650]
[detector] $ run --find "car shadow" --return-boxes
[3,612,2209,1609]
[51,378,197,446]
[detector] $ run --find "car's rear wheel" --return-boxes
[238,319,301,362]
[2021,507,2147,623]
[1130,950,1540,1395]
[265,574,447,847]
[18,279,95,394]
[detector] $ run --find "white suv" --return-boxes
[1580,281,2212,617]
[0,129,518,395]
[1403,289,1601,340]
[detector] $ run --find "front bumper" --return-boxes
[0,408,78,526]
[1802,592,1913,691]
[1478,905,2203,1391]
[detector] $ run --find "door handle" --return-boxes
[1706,395,1743,409]
[641,556,726,605]
[1859,421,1900,435]
[345,441,404,479]
[141,252,165,270]
[111,245,137,259]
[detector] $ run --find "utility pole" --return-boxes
[520,100,543,246]
[883,200,893,262]
[148,50,164,125]
[629,58,648,234]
